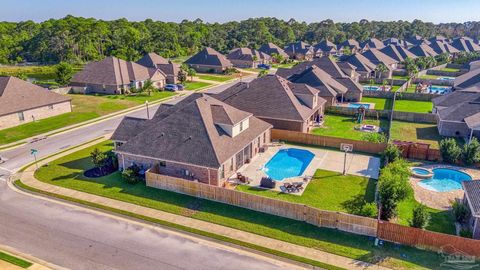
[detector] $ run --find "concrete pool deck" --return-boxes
[410,164,480,210]
[232,144,380,194]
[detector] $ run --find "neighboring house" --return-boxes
[275,56,363,101]
[462,181,480,239]
[380,44,417,62]
[468,60,480,71]
[214,74,326,132]
[339,39,361,54]
[284,41,314,60]
[0,76,72,130]
[409,43,438,57]
[313,40,339,57]
[71,56,166,94]
[432,87,480,138]
[406,35,428,46]
[428,35,449,44]
[112,93,272,187]
[343,53,381,79]
[428,41,460,55]
[451,37,480,52]
[361,48,398,70]
[185,47,233,73]
[258,43,289,61]
[136,52,181,84]
[360,38,385,50]
[226,48,271,68]
[383,38,412,48]
[454,68,480,90]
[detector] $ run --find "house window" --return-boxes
[48,105,54,110]
[159,161,166,167]
[17,112,25,121]
[220,164,225,179]
[263,132,266,143]
[239,121,244,132]
[230,158,233,171]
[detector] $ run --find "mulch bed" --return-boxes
[84,164,116,178]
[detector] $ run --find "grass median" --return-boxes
[0,251,32,269]
[30,140,448,269]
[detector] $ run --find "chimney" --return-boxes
[246,82,249,88]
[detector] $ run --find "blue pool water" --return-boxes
[412,168,430,175]
[348,103,370,109]
[363,85,380,91]
[438,77,455,81]
[428,86,451,94]
[263,148,315,181]
[418,168,472,192]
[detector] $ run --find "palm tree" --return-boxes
[142,79,156,96]
[187,68,196,81]
[375,63,388,80]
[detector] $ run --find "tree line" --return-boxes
[2,15,480,64]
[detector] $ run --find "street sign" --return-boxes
[30,149,38,155]
[340,143,353,152]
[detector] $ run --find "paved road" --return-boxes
[0,76,302,270]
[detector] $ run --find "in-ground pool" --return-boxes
[363,85,380,91]
[418,168,472,192]
[412,168,430,175]
[438,77,455,81]
[262,148,315,181]
[348,103,370,109]
[428,85,451,94]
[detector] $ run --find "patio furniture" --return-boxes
[283,182,295,193]
[293,182,304,192]
[237,172,250,184]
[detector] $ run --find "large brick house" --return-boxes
[258,43,289,61]
[112,94,272,187]
[71,56,166,94]
[409,43,438,57]
[185,47,233,73]
[226,48,271,68]
[462,181,480,239]
[284,41,314,60]
[0,76,72,130]
[136,52,181,84]
[361,48,398,71]
[313,40,340,57]
[213,74,326,133]
[380,44,417,62]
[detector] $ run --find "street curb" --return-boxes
[0,243,62,270]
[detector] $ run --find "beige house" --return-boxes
[112,93,272,187]
[71,56,166,94]
[0,76,72,130]
[227,48,271,68]
[136,52,181,84]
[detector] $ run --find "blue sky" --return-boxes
[1,0,480,23]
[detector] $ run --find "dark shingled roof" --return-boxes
[339,39,360,50]
[344,53,377,73]
[433,88,480,125]
[0,76,71,117]
[428,41,460,55]
[313,40,338,53]
[289,66,348,95]
[463,181,480,217]
[136,52,169,67]
[360,38,385,49]
[452,37,480,52]
[116,93,271,168]
[226,48,270,61]
[361,48,398,66]
[284,41,314,56]
[380,45,417,62]
[409,44,438,57]
[185,47,232,68]
[454,68,480,89]
[258,43,289,58]
[213,75,324,122]
[382,38,412,48]
[111,117,147,142]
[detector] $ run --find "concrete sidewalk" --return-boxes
[17,138,390,270]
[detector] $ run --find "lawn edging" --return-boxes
[0,250,32,269]
[13,179,344,270]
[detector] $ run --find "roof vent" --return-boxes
[246,82,249,88]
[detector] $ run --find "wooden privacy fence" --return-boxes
[146,169,480,256]
[271,129,387,154]
[146,169,378,237]
[378,222,480,257]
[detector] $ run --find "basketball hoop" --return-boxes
[340,143,353,152]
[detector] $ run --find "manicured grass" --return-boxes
[419,74,456,80]
[0,92,175,145]
[170,55,192,64]
[389,120,443,149]
[0,251,32,268]
[394,99,433,113]
[397,188,456,235]
[361,97,393,110]
[392,75,410,80]
[197,74,234,82]
[438,67,460,73]
[0,65,57,80]
[34,140,448,270]
[237,169,376,214]
[184,81,212,90]
[311,114,389,141]
[272,62,298,69]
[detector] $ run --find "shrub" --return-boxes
[463,138,480,166]
[358,202,378,218]
[452,200,471,224]
[55,62,74,86]
[361,132,387,143]
[90,148,108,169]
[460,229,473,238]
[378,160,411,220]
[380,144,402,167]
[122,165,142,184]
[439,138,462,164]
[410,204,430,229]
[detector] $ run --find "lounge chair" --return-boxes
[293,182,304,192]
[283,182,295,193]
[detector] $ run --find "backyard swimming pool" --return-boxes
[262,148,315,181]
[428,85,451,94]
[418,168,472,192]
[348,103,370,109]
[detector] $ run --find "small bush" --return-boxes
[361,132,387,143]
[452,200,471,224]
[358,202,378,218]
[459,228,473,238]
[378,159,411,220]
[380,144,402,167]
[410,204,430,229]
[439,138,462,164]
[463,138,480,166]
[122,165,142,184]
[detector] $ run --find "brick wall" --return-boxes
[0,101,72,130]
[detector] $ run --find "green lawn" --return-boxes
[0,251,32,268]
[272,62,298,69]
[392,75,410,80]
[0,92,175,145]
[389,120,443,149]
[237,169,376,214]
[0,65,83,81]
[170,55,192,64]
[197,74,235,82]
[361,97,393,110]
[394,99,433,113]
[419,74,456,80]
[438,67,460,73]
[311,114,389,141]
[184,81,212,90]
[33,140,448,270]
